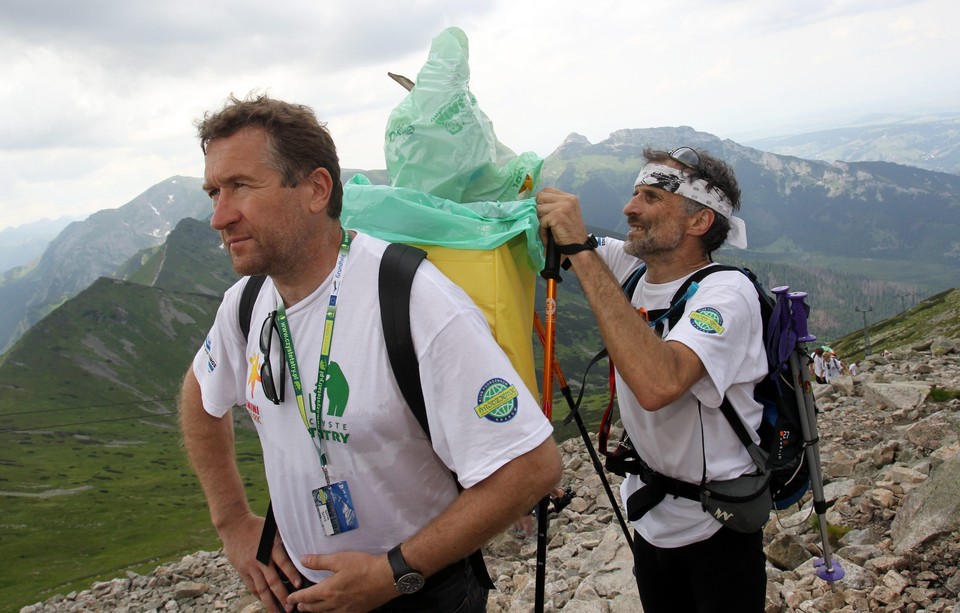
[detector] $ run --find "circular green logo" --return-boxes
[476,378,519,423]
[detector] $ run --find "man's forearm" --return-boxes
[400,437,562,577]
[566,250,705,409]
[179,369,251,530]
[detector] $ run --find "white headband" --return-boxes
[635,163,748,249]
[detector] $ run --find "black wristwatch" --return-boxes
[557,234,598,255]
[387,544,425,595]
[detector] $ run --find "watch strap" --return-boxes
[388,544,425,594]
[557,234,598,255]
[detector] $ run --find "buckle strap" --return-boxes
[623,456,702,522]
[626,483,667,522]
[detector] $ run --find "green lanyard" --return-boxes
[275,230,351,484]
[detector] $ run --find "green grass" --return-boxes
[0,415,268,609]
[929,386,960,403]
[831,288,960,360]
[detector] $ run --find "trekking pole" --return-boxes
[533,312,634,548]
[535,232,561,613]
[774,287,845,582]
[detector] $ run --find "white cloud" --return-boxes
[0,0,957,230]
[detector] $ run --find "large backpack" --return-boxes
[238,242,493,588]
[599,263,811,514]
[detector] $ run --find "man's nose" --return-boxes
[210,195,239,230]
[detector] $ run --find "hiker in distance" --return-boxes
[179,93,561,613]
[535,147,767,612]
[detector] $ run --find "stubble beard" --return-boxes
[623,217,685,260]
[225,217,312,279]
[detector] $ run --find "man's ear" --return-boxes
[687,207,715,237]
[306,168,334,214]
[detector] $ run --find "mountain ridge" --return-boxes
[745,113,960,175]
[1,123,958,356]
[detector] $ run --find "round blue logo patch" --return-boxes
[689,307,725,335]
[474,378,520,423]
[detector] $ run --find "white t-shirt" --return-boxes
[824,357,843,382]
[193,232,553,581]
[597,238,767,548]
[813,353,825,378]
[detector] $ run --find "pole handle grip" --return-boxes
[788,291,817,342]
[541,232,561,282]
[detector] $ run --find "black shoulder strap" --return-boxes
[622,263,646,297]
[378,243,429,436]
[719,398,768,470]
[687,265,772,470]
[239,275,268,340]
[662,264,741,330]
[378,242,494,590]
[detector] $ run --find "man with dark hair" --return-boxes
[812,347,827,384]
[535,147,767,612]
[180,93,561,613]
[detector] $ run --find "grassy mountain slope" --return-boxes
[0,216,261,607]
[831,288,960,361]
[0,177,212,353]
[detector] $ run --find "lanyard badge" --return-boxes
[275,230,359,535]
[313,481,360,536]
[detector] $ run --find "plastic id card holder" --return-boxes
[313,481,360,536]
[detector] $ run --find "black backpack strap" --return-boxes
[683,265,772,472]
[256,502,278,565]
[379,243,429,435]
[622,263,646,298]
[378,243,494,590]
[662,264,741,330]
[239,275,268,340]
[718,398,769,471]
[235,274,274,566]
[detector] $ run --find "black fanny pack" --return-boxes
[616,437,772,534]
[697,471,772,533]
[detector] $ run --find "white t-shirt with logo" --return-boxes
[597,238,767,548]
[193,232,553,581]
[824,357,843,381]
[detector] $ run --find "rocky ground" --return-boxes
[21,337,960,612]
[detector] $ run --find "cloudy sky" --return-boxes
[2,0,957,230]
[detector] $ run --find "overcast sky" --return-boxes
[2,0,957,230]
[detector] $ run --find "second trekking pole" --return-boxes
[533,312,634,548]
[535,232,561,613]
[785,289,845,582]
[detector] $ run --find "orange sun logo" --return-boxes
[248,352,262,397]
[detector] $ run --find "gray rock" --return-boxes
[766,533,814,570]
[891,452,960,554]
[930,336,958,356]
[862,381,932,410]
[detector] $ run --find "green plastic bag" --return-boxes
[384,26,543,204]
[342,174,544,270]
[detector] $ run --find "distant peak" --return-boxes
[560,133,591,146]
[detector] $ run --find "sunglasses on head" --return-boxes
[669,146,701,171]
[259,311,285,405]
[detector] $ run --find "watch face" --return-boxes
[396,572,425,594]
